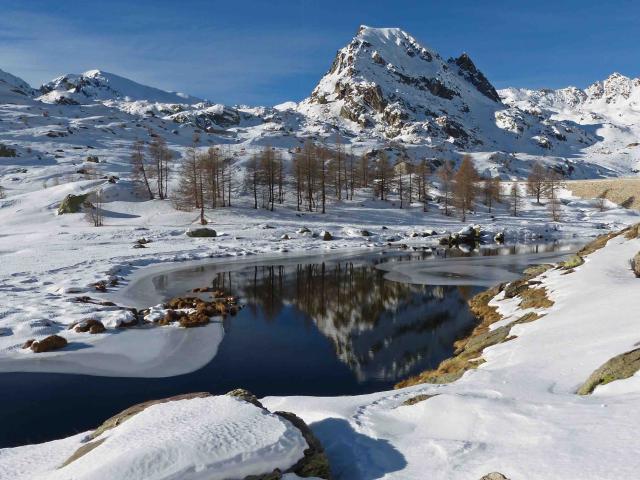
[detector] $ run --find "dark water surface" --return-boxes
[0,243,580,447]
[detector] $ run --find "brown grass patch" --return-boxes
[518,287,554,309]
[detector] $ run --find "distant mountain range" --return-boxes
[1,25,639,178]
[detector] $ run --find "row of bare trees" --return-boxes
[127,135,567,224]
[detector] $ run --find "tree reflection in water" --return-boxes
[210,259,481,383]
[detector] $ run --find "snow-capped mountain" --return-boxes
[500,72,640,173]
[38,69,202,105]
[0,26,638,180]
[293,25,600,172]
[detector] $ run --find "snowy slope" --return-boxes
[0,68,36,104]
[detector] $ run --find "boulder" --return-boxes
[30,334,67,353]
[321,231,333,241]
[57,193,91,214]
[186,227,217,238]
[280,234,290,240]
[632,251,640,277]
[74,319,106,334]
[494,231,505,243]
[297,227,311,234]
[577,347,640,395]
[360,230,372,237]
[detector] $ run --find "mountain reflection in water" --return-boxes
[199,259,480,383]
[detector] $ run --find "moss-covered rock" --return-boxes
[577,348,640,395]
[57,193,91,214]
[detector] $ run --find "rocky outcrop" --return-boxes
[577,347,640,395]
[153,294,240,328]
[57,193,91,214]
[452,53,501,103]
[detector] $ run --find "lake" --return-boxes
[0,242,580,447]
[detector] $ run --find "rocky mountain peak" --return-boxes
[302,26,503,143]
[585,72,639,103]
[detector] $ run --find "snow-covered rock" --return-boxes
[0,391,330,480]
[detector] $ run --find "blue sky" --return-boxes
[2,0,639,105]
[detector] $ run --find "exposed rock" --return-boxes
[273,411,332,480]
[74,319,106,334]
[297,227,311,234]
[57,193,91,214]
[186,227,217,237]
[22,339,35,349]
[401,393,436,406]
[577,347,640,395]
[321,231,333,241]
[30,334,67,353]
[227,388,264,409]
[452,53,501,103]
[280,234,290,240]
